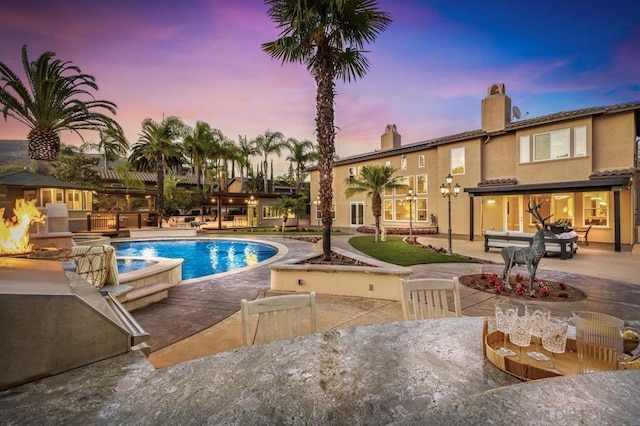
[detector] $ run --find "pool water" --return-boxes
[112,239,278,280]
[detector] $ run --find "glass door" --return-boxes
[505,195,522,232]
[350,202,364,226]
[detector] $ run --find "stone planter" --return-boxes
[270,247,412,300]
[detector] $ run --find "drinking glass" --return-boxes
[509,316,532,361]
[541,318,569,373]
[494,304,519,357]
[525,305,551,361]
[574,311,624,373]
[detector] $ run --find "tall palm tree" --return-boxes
[263,0,391,259]
[0,45,121,173]
[345,165,404,242]
[184,121,213,192]
[128,116,187,226]
[253,130,287,193]
[237,135,258,183]
[286,138,317,193]
[83,124,129,170]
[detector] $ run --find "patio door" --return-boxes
[350,202,364,226]
[505,195,522,232]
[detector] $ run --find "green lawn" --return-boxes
[348,235,475,266]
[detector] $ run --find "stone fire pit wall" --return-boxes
[270,248,412,300]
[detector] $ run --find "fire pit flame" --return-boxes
[0,199,46,255]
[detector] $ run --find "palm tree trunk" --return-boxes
[263,158,269,193]
[157,154,165,228]
[316,59,336,261]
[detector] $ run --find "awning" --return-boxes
[463,177,630,251]
[464,177,630,197]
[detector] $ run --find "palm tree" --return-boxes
[128,116,187,226]
[286,138,317,193]
[184,121,213,192]
[263,0,391,259]
[272,196,303,234]
[0,45,121,173]
[345,165,404,242]
[83,124,129,170]
[237,135,258,183]
[253,130,287,193]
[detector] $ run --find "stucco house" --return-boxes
[309,84,640,251]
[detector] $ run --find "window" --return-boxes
[384,199,393,221]
[66,190,82,211]
[416,175,427,194]
[534,129,570,161]
[451,147,465,175]
[262,206,295,219]
[84,191,93,211]
[551,193,574,226]
[350,202,364,226]
[574,126,587,157]
[385,160,391,167]
[418,155,425,168]
[348,167,357,181]
[529,193,574,226]
[41,188,63,207]
[394,176,414,195]
[395,199,410,221]
[520,135,530,163]
[583,192,609,227]
[528,195,552,226]
[416,198,428,221]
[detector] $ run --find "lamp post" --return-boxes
[440,174,460,254]
[246,195,257,232]
[405,189,417,238]
[313,197,321,231]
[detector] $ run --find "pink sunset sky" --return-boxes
[1,0,638,175]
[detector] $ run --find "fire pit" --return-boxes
[0,198,45,256]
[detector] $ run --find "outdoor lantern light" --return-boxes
[440,174,460,254]
[405,189,417,238]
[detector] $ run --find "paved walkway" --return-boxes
[138,234,640,369]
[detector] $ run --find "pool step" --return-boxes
[122,282,172,311]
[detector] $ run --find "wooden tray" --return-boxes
[482,320,639,381]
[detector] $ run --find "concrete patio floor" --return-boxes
[146,234,640,369]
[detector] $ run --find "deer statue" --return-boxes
[501,201,558,292]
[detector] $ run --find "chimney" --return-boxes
[481,83,511,132]
[381,124,401,151]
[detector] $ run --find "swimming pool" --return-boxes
[112,239,278,280]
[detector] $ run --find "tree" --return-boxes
[272,196,303,234]
[51,146,103,189]
[128,116,187,226]
[263,0,391,259]
[0,45,121,174]
[345,165,404,242]
[253,130,287,193]
[286,138,316,193]
[184,121,214,192]
[237,134,258,183]
[83,124,129,170]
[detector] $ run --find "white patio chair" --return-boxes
[400,278,462,321]
[241,292,317,346]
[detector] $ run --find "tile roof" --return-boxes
[325,101,640,168]
[589,168,636,179]
[0,170,90,189]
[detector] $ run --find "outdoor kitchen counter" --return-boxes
[2,317,639,424]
